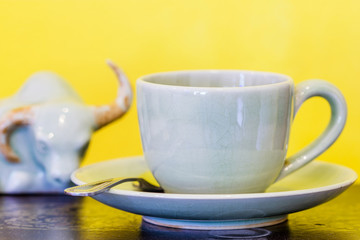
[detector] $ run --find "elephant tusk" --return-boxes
[0,106,34,163]
[92,60,133,130]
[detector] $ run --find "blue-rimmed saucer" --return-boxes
[71,156,357,230]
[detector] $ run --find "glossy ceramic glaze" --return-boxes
[71,156,357,230]
[0,61,132,193]
[137,71,347,194]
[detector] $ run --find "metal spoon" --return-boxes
[64,177,164,197]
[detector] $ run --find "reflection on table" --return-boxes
[0,185,359,240]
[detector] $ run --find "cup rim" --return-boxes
[137,70,293,90]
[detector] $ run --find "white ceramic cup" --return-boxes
[137,70,347,194]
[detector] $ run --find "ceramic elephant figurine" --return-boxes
[0,60,132,193]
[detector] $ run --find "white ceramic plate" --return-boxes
[71,156,357,230]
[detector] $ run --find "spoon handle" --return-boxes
[64,177,163,197]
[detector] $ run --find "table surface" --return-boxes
[0,184,359,240]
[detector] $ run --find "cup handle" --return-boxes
[276,79,347,181]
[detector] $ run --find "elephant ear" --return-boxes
[0,106,34,163]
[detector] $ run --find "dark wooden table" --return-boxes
[0,184,359,240]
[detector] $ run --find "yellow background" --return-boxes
[0,1,359,177]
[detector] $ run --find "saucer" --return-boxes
[71,156,357,230]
